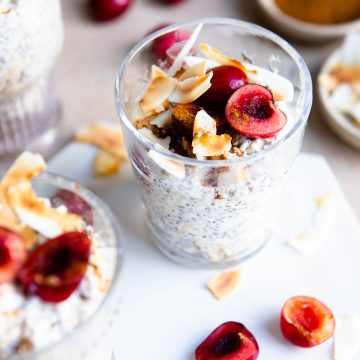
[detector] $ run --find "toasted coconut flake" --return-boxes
[179,61,207,81]
[318,73,339,93]
[148,149,185,178]
[193,109,217,135]
[75,123,127,160]
[168,71,213,104]
[149,108,173,128]
[151,65,168,80]
[206,268,243,300]
[288,192,336,255]
[139,68,178,115]
[138,128,171,149]
[193,133,232,158]
[132,103,146,122]
[330,63,360,84]
[1,152,46,190]
[7,183,84,238]
[167,23,203,77]
[184,55,220,70]
[199,43,247,73]
[94,149,122,176]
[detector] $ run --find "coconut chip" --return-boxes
[7,182,84,239]
[75,123,127,160]
[199,43,248,73]
[192,110,232,158]
[206,268,243,300]
[178,61,207,81]
[94,149,122,176]
[139,65,178,116]
[168,71,213,104]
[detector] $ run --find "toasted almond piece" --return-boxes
[167,23,203,77]
[199,43,247,73]
[168,72,213,104]
[244,63,294,102]
[148,149,185,178]
[206,268,243,300]
[193,133,232,158]
[193,109,217,135]
[179,61,207,81]
[288,193,336,255]
[75,124,127,160]
[94,149,122,176]
[7,183,83,239]
[139,67,178,115]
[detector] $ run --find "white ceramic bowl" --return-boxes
[256,0,360,41]
[318,50,360,150]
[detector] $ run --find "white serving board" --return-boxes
[48,144,360,360]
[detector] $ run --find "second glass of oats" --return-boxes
[115,18,312,268]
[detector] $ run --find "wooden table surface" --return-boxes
[55,0,360,219]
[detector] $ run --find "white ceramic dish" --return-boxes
[318,50,360,150]
[256,0,360,41]
[48,144,360,360]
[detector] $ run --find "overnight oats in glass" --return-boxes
[0,152,122,359]
[0,0,63,162]
[115,18,312,267]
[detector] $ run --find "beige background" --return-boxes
[55,0,360,219]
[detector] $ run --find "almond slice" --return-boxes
[199,43,247,73]
[94,149,122,176]
[206,268,243,300]
[75,123,127,160]
[168,71,213,104]
[178,61,207,81]
[167,23,203,77]
[139,66,177,115]
[7,182,84,239]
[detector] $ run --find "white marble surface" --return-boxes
[55,0,360,219]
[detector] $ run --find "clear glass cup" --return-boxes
[0,0,64,165]
[8,173,123,360]
[115,18,312,268]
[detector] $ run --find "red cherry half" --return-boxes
[51,189,93,225]
[195,322,259,360]
[225,84,287,139]
[197,66,248,111]
[18,232,91,303]
[0,227,26,284]
[89,0,132,22]
[280,296,335,348]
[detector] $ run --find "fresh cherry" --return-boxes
[18,232,91,303]
[195,322,259,360]
[51,189,93,225]
[280,296,335,348]
[147,23,190,60]
[0,227,26,284]
[89,0,132,22]
[225,84,287,139]
[197,66,248,111]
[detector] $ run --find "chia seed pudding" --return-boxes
[0,153,121,359]
[0,0,64,156]
[116,20,312,267]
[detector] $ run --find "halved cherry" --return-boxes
[225,84,287,139]
[195,322,259,360]
[18,232,91,303]
[280,296,335,347]
[51,189,93,225]
[0,227,26,284]
[197,66,248,111]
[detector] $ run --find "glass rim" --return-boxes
[15,171,124,359]
[115,17,313,167]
